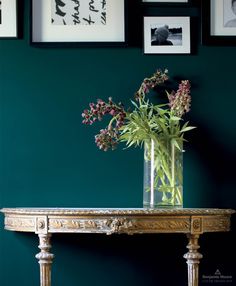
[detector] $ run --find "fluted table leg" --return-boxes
[36,234,54,286]
[184,234,203,286]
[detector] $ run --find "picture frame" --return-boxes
[30,0,128,47]
[202,0,236,45]
[143,16,191,54]
[142,0,189,4]
[142,0,188,2]
[0,0,18,38]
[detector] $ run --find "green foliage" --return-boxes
[119,100,195,151]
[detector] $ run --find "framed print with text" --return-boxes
[143,16,191,54]
[0,0,17,38]
[202,0,236,45]
[31,0,128,47]
[142,0,189,3]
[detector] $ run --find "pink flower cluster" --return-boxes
[82,97,126,151]
[82,97,125,126]
[135,69,169,101]
[168,80,191,117]
[95,128,119,151]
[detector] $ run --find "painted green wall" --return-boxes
[0,1,235,285]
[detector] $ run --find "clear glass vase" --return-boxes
[143,138,183,208]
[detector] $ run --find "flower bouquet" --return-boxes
[82,69,195,208]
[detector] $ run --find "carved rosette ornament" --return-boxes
[191,217,202,234]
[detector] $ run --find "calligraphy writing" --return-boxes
[51,0,107,26]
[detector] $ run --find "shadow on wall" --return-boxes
[187,120,236,209]
[51,233,187,286]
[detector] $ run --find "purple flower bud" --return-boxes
[110,109,116,116]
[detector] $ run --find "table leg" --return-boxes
[35,234,54,286]
[183,234,203,286]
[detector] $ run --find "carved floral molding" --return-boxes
[2,208,234,235]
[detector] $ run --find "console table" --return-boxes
[1,208,235,286]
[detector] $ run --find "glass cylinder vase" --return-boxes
[143,138,183,208]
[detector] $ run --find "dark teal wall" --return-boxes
[0,1,235,286]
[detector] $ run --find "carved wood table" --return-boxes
[1,208,235,286]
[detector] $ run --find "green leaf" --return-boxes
[180,126,196,133]
[171,139,182,151]
[181,121,189,130]
[170,116,181,121]
[130,100,138,108]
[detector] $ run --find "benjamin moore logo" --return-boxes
[202,269,233,284]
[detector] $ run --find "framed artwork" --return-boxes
[202,0,236,45]
[142,0,189,3]
[0,0,17,38]
[31,0,128,47]
[143,16,191,54]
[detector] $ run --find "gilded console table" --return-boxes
[1,208,235,286]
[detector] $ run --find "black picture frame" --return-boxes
[202,0,236,45]
[143,16,191,54]
[141,0,191,6]
[30,0,128,47]
[0,0,18,39]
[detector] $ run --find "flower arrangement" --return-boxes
[82,69,195,207]
[82,69,194,151]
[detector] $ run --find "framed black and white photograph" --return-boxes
[202,0,236,45]
[31,0,128,47]
[0,0,17,38]
[143,16,191,54]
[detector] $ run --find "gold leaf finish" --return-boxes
[35,234,54,286]
[1,207,235,286]
[2,208,234,235]
[203,216,231,232]
[184,234,203,286]
[5,216,35,232]
[1,207,235,216]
